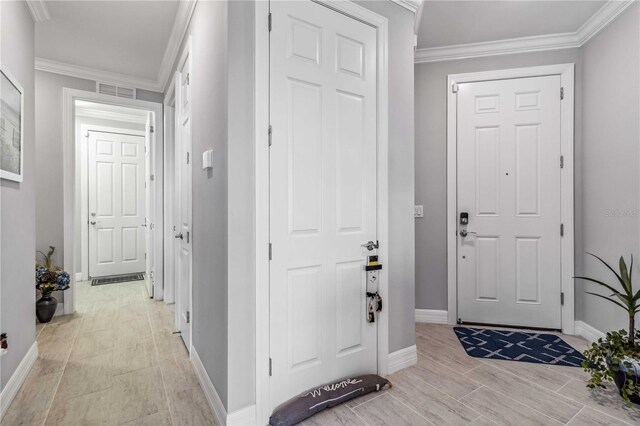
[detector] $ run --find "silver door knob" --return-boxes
[361,240,379,251]
[459,229,477,237]
[175,233,184,240]
[90,220,97,225]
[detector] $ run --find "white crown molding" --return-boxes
[26,0,50,23]
[75,107,148,125]
[158,0,197,93]
[415,0,635,64]
[389,0,422,14]
[35,57,161,92]
[33,0,196,94]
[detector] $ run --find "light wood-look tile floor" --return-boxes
[303,323,640,426]
[3,279,216,426]
[7,289,640,425]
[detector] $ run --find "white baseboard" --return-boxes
[387,344,417,374]
[191,347,226,426]
[415,309,448,324]
[54,302,64,317]
[228,404,257,426]
[75,272,82,282]
[575,320,606,343]
[0,341,39,419]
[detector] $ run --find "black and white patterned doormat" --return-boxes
[454,327,585,367]
[91,273,144,286]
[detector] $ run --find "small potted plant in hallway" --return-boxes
[35,246,70,323]
[576,253,640,405]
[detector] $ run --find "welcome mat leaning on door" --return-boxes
[454,326,585,367]
[91,273,145,286]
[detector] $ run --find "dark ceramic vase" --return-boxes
[36,293,57,323]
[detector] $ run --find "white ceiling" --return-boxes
[418,1,607,49]
[36,1,180,82]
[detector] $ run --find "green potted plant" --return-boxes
[35,246,70,323]
[575,253,640,405]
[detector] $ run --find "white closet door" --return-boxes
[270,0,378,410]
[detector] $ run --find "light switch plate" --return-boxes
[414,205,424,218]
[202,150,213,170]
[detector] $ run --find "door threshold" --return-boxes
[456,320,561,333]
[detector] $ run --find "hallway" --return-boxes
[3,280,215,425]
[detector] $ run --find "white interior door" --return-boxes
[88,131,146,277]
[457,75,562,329]
[145,115,154,297]
[176,59,192,350]
[270,0,378,409]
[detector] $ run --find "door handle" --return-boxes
[459,229,477,238]
[175,233,184,240]
[90,220,97,225]
[361,240,379,251]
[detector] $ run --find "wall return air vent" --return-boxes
[96,82,136,99]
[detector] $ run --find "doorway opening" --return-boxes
[62,88,164,315]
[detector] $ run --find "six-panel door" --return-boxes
[457,76,562,329]
[88,131,146,277]
[269,0,378,410]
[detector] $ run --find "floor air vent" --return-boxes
[91,273,144,286]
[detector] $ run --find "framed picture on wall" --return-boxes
[1,68,24,182]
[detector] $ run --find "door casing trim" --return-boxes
[62,88,164,315]
[446,63,575,334]
[255,1,389,422]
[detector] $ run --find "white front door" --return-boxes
[176,59,192,350]
[88,131,146,277]
[457,75,562,329]
[270,0,378,409]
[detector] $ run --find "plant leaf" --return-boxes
[585,291,629,311]
[587,252,630,296]
[575,276,627,299]
[620,256,633,296]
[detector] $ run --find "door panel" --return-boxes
[457,76,562,329]
[176,59,192,351]
[270,0,378,410]
[88,131,145,277]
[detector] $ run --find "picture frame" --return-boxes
[1,67,24,182]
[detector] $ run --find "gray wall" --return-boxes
[356,0,417,354]
[579,3,639,332]
[0,0,36,391]
[35,71,95,267]
[34,71,162,268]
[415,48,583,311]
[167,0,230,408]
[226,0,256,413]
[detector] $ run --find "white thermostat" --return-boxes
[202,150,213,170]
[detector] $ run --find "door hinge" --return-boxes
[561,292,565,306]
[560,155,564,169]
[452,82,459,93]
[268,12,272,32]
[560,87,564,100]
[186,311,190,324]
[186,152,190,164]
[269,358,272,376]
[269,243,272,260]
[186,231,190,244]
[150,125,154,133]
[268,125,272,147]
[186,73,190,86]
[560,223,564,237]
